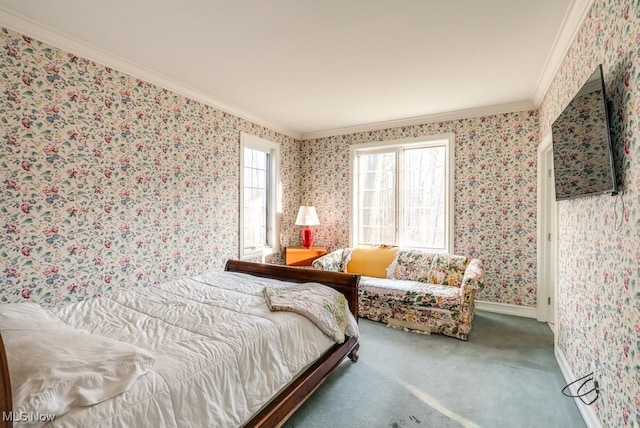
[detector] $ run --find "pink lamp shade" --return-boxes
[295,206,320,248]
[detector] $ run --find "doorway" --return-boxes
[537,133,557,330]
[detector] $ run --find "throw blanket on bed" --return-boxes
[263,282,359,344]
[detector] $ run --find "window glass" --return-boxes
[351,135,453,252]
[402,146,446,248]
[242,147,268,250]
[240,134,279,259]
[357,152,396,245]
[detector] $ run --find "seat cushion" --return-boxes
[359,277,461,311]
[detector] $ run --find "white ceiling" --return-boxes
[0,0,592,139]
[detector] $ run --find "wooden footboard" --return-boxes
[225,260,361,427]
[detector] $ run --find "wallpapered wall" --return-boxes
[0,27,301,305]
[302,112,540,307]
[3,2,637,423]
[538,0,639,425]
[0,25,541,309]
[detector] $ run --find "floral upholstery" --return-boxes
[428,253,469,287]
[361,288,477,339]
[460,258,484,291]
[359,277,462,311]
[312,248,353,272]
[387,249,434,281]
[263,282,359,344]
[312,248,485,340]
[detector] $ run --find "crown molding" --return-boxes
[1,1,592,143]
[0,7,302,140]
[531,0,595,107]
[300,100,535,140]
[303,0,593,141]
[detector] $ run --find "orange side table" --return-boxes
[285,246,328,266]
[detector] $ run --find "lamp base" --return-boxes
[301,226,314,249]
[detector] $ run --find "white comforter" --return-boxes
[49,271,336,428]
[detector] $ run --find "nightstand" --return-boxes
[285,246,328,266]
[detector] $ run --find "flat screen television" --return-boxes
[551,64,618,200]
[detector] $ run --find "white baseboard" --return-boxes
[555,347,602,428]
[475,300,537,318]
[478,300,601,427]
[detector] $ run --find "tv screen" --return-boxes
[551,64,618,200]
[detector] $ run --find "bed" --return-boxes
[0,260,361,427]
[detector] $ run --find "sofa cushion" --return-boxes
[359,277,461,311]
[387,249,434,282]
[429,254,469,287]
[346,245,398,278]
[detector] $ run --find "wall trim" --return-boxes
[531,0,595,106]
[0,7,301,140]
[0,1,595,142]
[301,101,535,140]
[476,300,537,318]
[555,347,602,428]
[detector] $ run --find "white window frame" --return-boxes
[349,134,455,253]
[239,132,281,260]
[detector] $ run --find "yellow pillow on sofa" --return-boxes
[346,245,399,278]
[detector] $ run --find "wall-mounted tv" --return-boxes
[551,64,618,201]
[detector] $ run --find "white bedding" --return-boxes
[48,271,337,428]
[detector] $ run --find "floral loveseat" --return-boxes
[311,247,484,340]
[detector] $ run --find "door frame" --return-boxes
[536,132,558,328]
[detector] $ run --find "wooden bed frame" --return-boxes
[0,260,361,428]
[225,260,361,427]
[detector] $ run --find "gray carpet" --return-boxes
[284,311,586,428]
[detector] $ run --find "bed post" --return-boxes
[0,334,12,428]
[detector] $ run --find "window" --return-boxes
[350,134,454,252]
[240,133,280,260]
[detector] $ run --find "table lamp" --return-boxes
[295,206,320,248]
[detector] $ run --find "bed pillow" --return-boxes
[0,303,156,420]
[264,283,359,344]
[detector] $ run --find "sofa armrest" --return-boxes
[461,258,484,291]
[312,249,346,271]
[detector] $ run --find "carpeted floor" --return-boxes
[284,311,586,428]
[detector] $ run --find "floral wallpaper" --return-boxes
[301,112,540,308]
[1,0,638,424]
[538,0,639,426]
[0,27,301,305]
[0,26,540,311]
